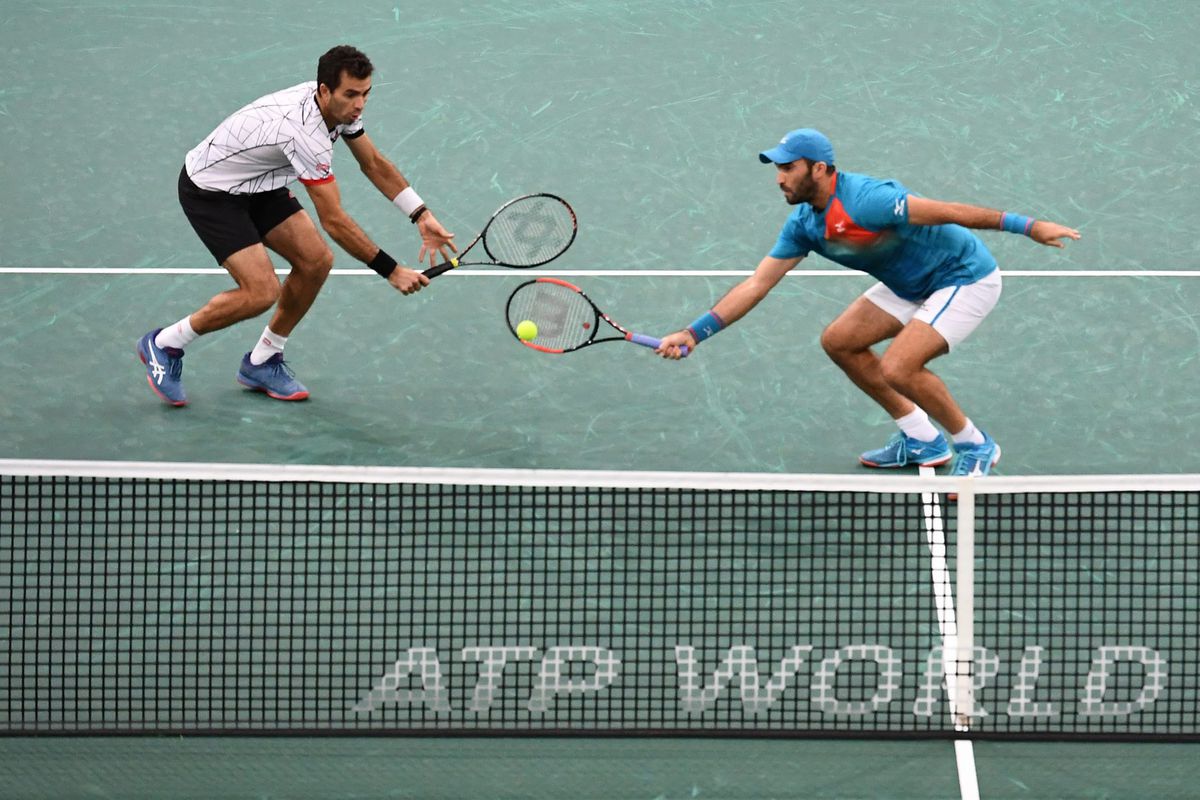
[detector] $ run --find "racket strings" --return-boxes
[485,196,575,266]
[507,282,596,350]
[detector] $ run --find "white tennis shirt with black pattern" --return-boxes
[184,81,364,194]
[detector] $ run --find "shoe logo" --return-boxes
[148,349,166,385]
[910,446,926,455]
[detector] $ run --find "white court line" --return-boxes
[0,267,1198,278]
[955,740,982,800]
[919,465,981,800]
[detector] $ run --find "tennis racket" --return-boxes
[505,277,688,356]
[422,193,577,278]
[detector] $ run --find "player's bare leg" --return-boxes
[820,297,910,417]
[823,298,961,468]
[877,320,966,435]
[262,210,335,336]
[135,242,280,406]
[230,211,332,402]
[189,244,282,334]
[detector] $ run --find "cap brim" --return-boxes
[758,146,792,164]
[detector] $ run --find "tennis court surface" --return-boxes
[2,0,1198,797]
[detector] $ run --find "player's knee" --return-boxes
[310,246,334,275]
[879,354,915,391]
[246,280,281,315]
[295,245,334,277]
[820,324,851,361]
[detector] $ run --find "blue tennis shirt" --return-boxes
[768,171,998,301]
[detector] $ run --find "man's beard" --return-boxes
[784,169,817,205]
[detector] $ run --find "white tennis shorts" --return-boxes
[864,269,1002,350]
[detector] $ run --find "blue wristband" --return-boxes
[1001,212,1035,236]
[687,310,726,343]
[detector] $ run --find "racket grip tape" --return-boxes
[421,258,460,279]
[629,333,689,357]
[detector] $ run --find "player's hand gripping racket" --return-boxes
[422,193,577,278]
[506,277,688,356]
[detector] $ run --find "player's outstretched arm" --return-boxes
[304,178,428,295]
[345,133,457,266]
[906,196,1080,248]
[656,255,801,360]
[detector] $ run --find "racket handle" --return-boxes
[422,258,460,279]
[628,333,689,357]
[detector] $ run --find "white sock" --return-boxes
[952,418,986,445]
[155,316,198,350]
[249,326,287,366]
[895,407,941,442]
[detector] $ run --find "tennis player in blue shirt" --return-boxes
[656,128,1080,478]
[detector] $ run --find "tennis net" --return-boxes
[1,460,1196,739]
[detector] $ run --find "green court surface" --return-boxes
[0,738,1198,799]
[2,270,1198,474]
[1,1,1198,475]
[2,0,1199,798]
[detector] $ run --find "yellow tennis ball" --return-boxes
[450,257,459,267]
[516,320,538,341]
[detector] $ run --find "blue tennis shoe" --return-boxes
[237,353,310,401]
[860,432,953,469]
[949,432,1001,477]
[136,329,187,407]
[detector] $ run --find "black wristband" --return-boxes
[410,205,429,224]
[368,249,398,279]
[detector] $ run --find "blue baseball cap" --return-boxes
[758,128,835,165]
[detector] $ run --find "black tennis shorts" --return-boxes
[177,167,304,265]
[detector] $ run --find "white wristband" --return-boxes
[392,186,424,217]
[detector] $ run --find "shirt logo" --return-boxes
[316,162,331,175]
[894,197,906,217]
[824,197,887,247]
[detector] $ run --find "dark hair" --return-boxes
[801,157,836,175]
[317,45,373,92]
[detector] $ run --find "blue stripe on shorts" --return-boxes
[928,286,962,326]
